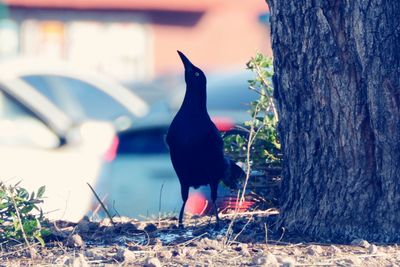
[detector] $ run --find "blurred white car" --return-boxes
[0,64,117,222]
[0,58,149,130]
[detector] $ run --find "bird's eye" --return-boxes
[194,72,200,77]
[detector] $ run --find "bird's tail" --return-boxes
[222,157,246,189]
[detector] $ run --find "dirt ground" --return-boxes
[1,211,399,266]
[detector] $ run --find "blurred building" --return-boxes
[0,0,270,82]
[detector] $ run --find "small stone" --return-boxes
[344,256,362,265]
[99,218,114,227]
[144,223,158,233]
[216,234,224,241]
[307,245,323,255]
[291,247,302,256]
[368,244,378,254]
[240,246,251,257]
[253,253,279,267]
[116,248,136,263]
[114,216,133,224]
[239,243,248,250]
[171,250,180,257]
[144,257,162,267]
[186,248,197,259]
[330,245,341,254]
[85,249,105,261]
[157,250,173,259]
[351,238,370,248]
[127,244,142,251]
[66,234,85,248]
[203,249,218,256]
[199,237,220,249]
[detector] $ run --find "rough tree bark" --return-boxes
[267,0,400,242]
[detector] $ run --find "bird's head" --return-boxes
[177,50,206,88]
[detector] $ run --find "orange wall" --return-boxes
[5,0,271,77]
[152,1,271,74]
[4,0,217,11]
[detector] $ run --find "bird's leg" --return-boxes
[210,182,220,227]
[179,185,189,228]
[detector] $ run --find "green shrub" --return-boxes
[224,52,281,170]
[0,182,49,246]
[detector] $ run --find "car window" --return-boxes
[206,72,258,111]
[117,128,169,155]
[22,75,131,122]
[0,89,60,148]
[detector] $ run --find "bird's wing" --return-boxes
[202,124,224,149]
[196,125,225,175]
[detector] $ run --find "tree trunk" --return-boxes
[267,0,400,242]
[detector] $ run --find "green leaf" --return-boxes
[18,188,29,199]
[21,205,34,214]
[37,186,46,198]
[34,233,45,246]
[40,228,51,237]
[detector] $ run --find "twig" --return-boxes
[177,232,208,247]
[116,250,155,254]
[54,238,69,256]
[239,101,261,204]
[112,200,121,218]
[0,242,40,257]
[8,187,32,253]
[229,215,254,245]
[220,209,279,218]
[158,181,165,227]
[253,63,278,121]
[248,86,264,96]
[277,227,285,242]
[91,194,108,218]
[233,125,251,133]
[87,182,115,225]
[224,190,242,244]
[142,230,151,247]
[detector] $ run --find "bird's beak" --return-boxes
[177,50,194,72]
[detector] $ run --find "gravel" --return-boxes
[1,212,398,266]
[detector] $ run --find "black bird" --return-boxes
[166,51,245,227]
